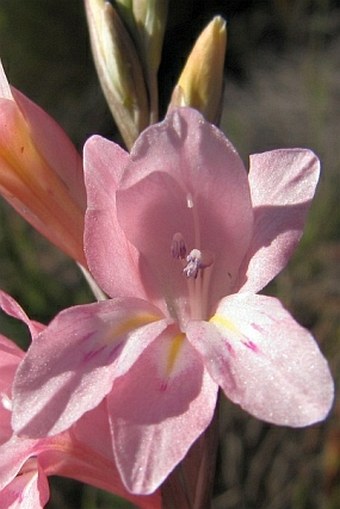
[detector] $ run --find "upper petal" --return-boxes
[12,298,166,437]
[84,135,148,299]
[117,108,253,317]
[237,149,320,292]
[186,293,334,427]
[108,326,218,494]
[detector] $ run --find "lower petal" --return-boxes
[12,298,167,437]
[186,293,334,427]
[107,327,218,494]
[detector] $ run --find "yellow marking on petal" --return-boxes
[109,313,160,341]
[210,314,240,335]
[166,332,185,377]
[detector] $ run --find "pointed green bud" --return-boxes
[132,1,168,75]
[133,0,168,122]
[85,0,149,148]
[169,16,227,125]
[115,0,168,123]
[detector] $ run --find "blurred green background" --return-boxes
[0,0,339,508]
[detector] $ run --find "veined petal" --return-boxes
[186,293,334,426]
[12,298,167,437]
[237,149,320,292]
[108,326,218,494]
[117,108,253,316]
[84,135,147,299]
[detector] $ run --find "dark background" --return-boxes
[0,1,339,508]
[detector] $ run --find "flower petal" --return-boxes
[117,108,253,316]
[237,149,320,292]
[13,88,86,210]
[0,290,43,339]
[0,334,24,444]
[40,408,162,509]
[84,135,148,299]
[186,293,334,426]
[0,459,49,509]
[108,326,218,494]
[12,298,167,437]
[0,436,38,491]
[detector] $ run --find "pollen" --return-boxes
[183,248,214,279]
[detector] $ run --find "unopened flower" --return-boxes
[169,16,227,123]
[12,108,334,495]
[85,0,149,148]
[130,0,169,122]
[0,61,86,265]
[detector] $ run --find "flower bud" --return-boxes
[169,16,227,124]
[136,1,169,121]
[85,0,149,148]
[116,0,169,123]
[0,61,86,265]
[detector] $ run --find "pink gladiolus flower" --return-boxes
[0,291,161,509]
[0,61,86,265]
[11,108,334,495]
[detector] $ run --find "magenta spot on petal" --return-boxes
[160,381,168,392]
[108,342,123,360]
[80,332,95,344]
[83,346,105,363]
[225,342,235,355]
[251,322,265,334]
[243,340,259,353]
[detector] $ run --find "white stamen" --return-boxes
[183,249,202,279]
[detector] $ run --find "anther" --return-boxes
[183,249,214,279]
[171,232,187,259]
[183,249,201,278]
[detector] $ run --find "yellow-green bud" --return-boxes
[169,16,227,125]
